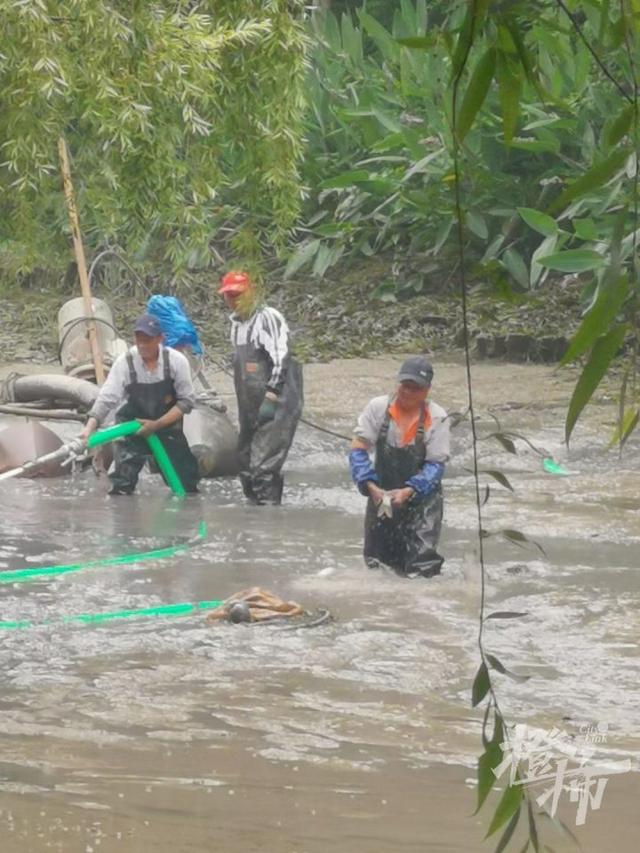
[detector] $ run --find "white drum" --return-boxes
[58,297,127,381]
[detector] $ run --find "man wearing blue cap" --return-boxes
[80,313,199,494]
[349,356,450,578]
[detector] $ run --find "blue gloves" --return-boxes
[349,448,379,496]
[406,461,444,498]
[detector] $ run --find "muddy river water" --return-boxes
[0,355,639,852]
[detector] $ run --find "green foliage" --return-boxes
[494,809,522,853]
[561,274,629,364]
[296,0,640,448]
[292,0,638,311]
[457,47,496,142]
[486,781,524,838]
[486,652,531,683]
[517,209,557,238]
[485,611,529,620]
[477,469,514,492]
[2,2,639,446]
[0,1,308,274]
[537,249,606,272]
[294,2,457,290]
[476,710,503,812]
[355,3,640,850]
[472,660,490,707]
[548,147,632,215]
[2,6,639,850]
[565,324,628,443]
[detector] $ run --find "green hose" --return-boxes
[86,420,143,448]
[146,433,186,497]
[87,420,186,496]
[0,520,207,585]
[0,598,223,631]
[542,457,570,476]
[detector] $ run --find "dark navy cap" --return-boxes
[397,356,433,388]
[134,313,163,337]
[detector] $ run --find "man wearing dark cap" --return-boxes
[80,313,199,494]
[348,356,450,578]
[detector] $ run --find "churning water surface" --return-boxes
[0,357,639,852]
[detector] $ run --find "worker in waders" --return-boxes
[349,357,450,578]
[219,271,303,505]
[80,314,199,494]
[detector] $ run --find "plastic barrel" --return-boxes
[183,398,239,478]
[58,297,127,381]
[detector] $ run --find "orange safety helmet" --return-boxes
[218,270,251,294]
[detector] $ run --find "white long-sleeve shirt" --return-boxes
[230,305,291,394]
[88,345,195,426]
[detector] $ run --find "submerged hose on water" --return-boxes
[0,521,207,585]
[0,598,223,631]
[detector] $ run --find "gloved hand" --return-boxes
[257,394,278,426]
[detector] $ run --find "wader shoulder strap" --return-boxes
[378,396,394,444]
[162,347,171,380]
[416,403,426,444]
[126,353,137,385]
[415,403,427,464]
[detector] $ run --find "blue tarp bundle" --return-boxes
[146,295,203,354]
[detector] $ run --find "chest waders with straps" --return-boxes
[233,311,303,505]
[363,402,444,578]
[109,349,200,495]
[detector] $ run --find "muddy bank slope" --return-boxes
[0,267,582,367]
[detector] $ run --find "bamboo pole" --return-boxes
[58,137,105,385]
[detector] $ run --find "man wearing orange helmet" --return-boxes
[219,270,303,505]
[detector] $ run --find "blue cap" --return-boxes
[134,313,163,337]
